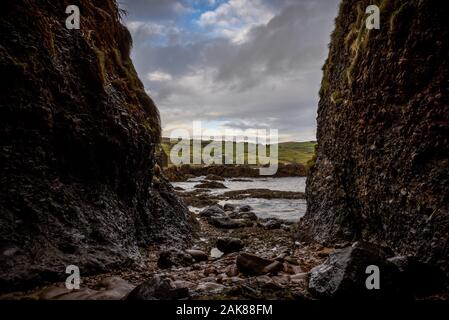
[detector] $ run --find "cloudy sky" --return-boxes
[119,0,340,142]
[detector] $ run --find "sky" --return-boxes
[118,0,340,142]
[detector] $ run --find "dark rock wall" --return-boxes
[304,0,449,268]
[0,0,192,291]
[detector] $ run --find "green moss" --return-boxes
[319,63,330,98]
[135,89,156,114]
[123,57,142,89]
[331,90,343,105]
[92,46,106,84]
[389,3,407,33]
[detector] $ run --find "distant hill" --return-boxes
[160,137,316,165]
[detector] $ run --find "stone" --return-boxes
[229,211,258,221]
[260,218,281,230]
[308,242,401,299]
[37,276,135,300]
[223,203,236,211]
[199,205,225,218]
[216,237,244,253]
[387,256,447,295]
[290,273,308,284]
[157,248,194,269]
[208,216,245,229]
[185,249,208,262]
[304,0,449,271]
[126,275,189,300]
[172,280,196,290]
[225,265,239,277]
[194,181,227,189]
[205,174,225,181]
[210,248,224,259]
[239,205,252,212]
[195,282,225,295]
[236,253,281,276]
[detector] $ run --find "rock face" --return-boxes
[304,0,449,269]
[0,1,192,292]
[126,275,189,300]
[308,242,400,299]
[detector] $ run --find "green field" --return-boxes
[161,137,316,165]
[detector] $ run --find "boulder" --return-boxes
[205,174,225,181]
[229,211,258,221]
[126,275,189,300]
[236,253,283,276]
[36,277,135,300]
[157,248,194,269]
[216,237,244,253]
[194,181,227,189]
[199,205,226,218]
[208,216,246,229]
[239,205,252,212]
[308,241,401,299]
[195,282,226,295]
[260,218,281,230]
[223,203,236,212]
[387,256,447,295]
[185,249,208,262]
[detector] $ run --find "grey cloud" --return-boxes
[121,0,339,141]
[119,0,189,21]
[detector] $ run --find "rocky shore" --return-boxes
[2,193,447,300]
[164,163,308,182]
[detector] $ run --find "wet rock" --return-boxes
[216,237,244,254]
[199,205,226,218]
[185,249,208,262]
[308,242,401,299]
[203,266,217,276]
[225,265,239,277]
[0,2,193,291]
[256,275,285,291]
[236,253,282,276]
[126,275,189,300]
[316,247,335,258]
[208,216,246,229]
[173,280,196,290]
[290,273,308,284]
[263,261,284,274]
[36,277,135,300]
[205,174,225,181]
[194,181,227,189]
[229,211,258,221]
[387,256,447,295]
[223,203,236,211]
[283,256,299,265]
[260,218,281,230]
[239,205,252,212]
[304,0,449,272]
[158,248,194,269]
[195,282,226,295]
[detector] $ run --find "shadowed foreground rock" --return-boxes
[0,0,192,292]
[126,275,189,300]
[308,242,447,300]
[308,242,400,299]
[304,0,449,270]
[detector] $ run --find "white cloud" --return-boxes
[198,0,276,43]
[147,71,173,81]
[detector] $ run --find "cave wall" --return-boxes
[0,0,192,291]
[304,0,448,268]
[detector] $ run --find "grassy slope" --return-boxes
[161,137,316,165]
